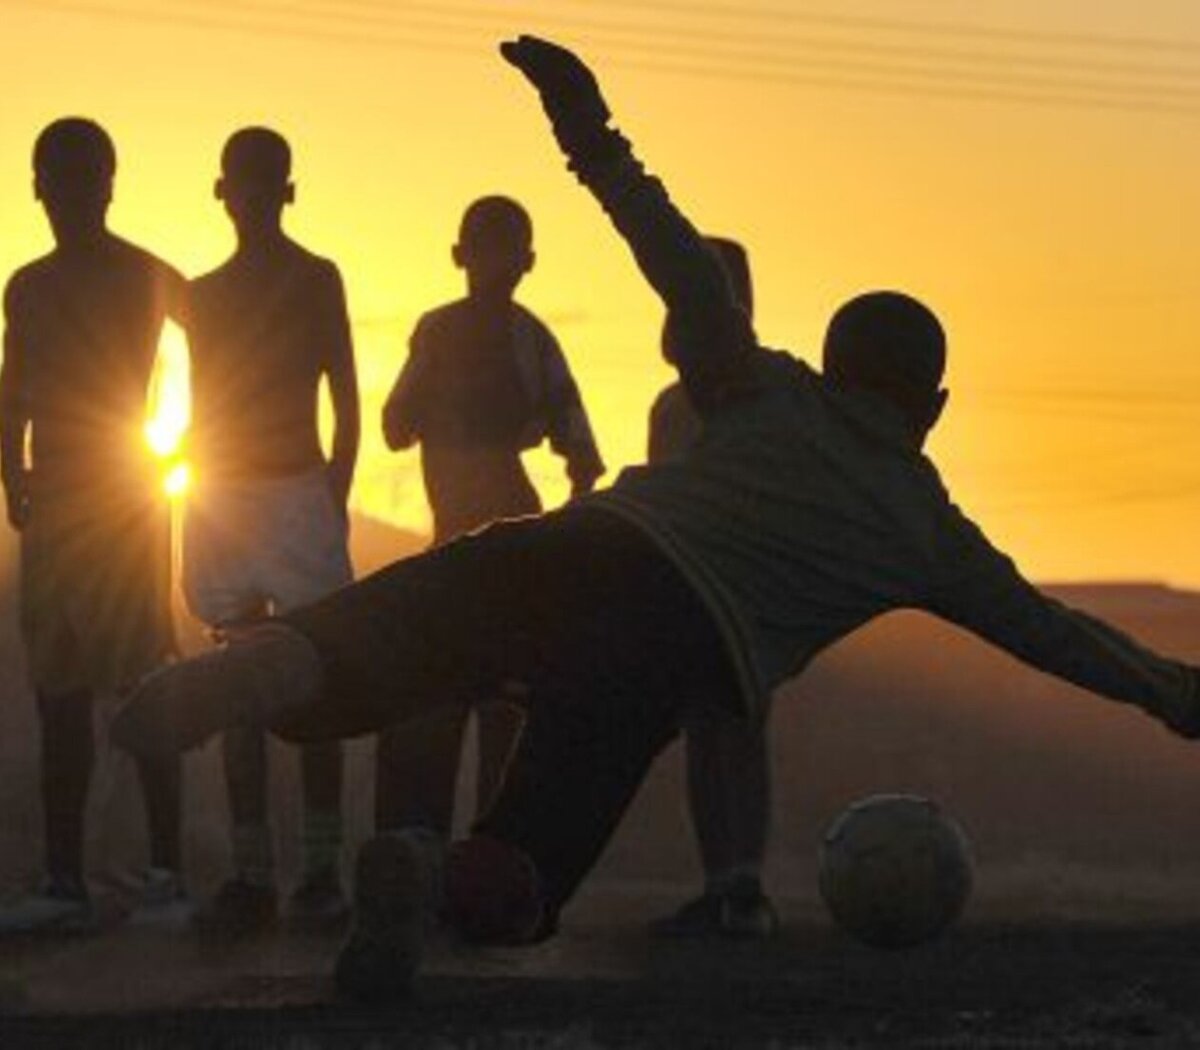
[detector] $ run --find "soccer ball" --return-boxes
[817,794,972,949]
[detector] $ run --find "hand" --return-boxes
[4,471,29,531]
[568,459,604,498]
[500,35,610,135]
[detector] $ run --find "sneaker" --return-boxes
[0,877,94,936]
[286,868,349,931]
[649,884,779,940]
[192,877,278,937]
[335,830,444,1003]
[111,624,321,760]
[126,867,193,928]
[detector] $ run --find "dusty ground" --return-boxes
[5,890,1200,1048]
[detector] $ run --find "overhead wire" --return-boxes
[13,0,1200,116]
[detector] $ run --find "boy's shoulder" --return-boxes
[5,254,55,308]
[412,297,472,342]
[510,300,559,344]
[192,241,339,294]
[102,234,181,284]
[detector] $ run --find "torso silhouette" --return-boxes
[8,235,173,489]
[400,297,555,542]
[189,241,345,480]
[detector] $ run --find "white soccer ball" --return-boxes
[818,794,972,949]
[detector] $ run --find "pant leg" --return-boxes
[374,706,470,835]
[467,511,743,918]
[37,688,95,886]
[277,520,554,742]
[136,753,182,873]
[280,508,742,917]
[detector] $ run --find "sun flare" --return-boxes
[145,320,191,497]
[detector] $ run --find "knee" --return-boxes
[445,835,549,945]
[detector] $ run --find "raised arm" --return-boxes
[1,277,31,530]
[320,265,360,515]
[928,509,1199,738]
[502,35,755,413]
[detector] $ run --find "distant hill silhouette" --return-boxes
[1,515,1199,923]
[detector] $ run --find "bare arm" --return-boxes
[321,266,360,514]
[381,320,431,451]
[502,36,755,414]
[1,277,30,530]
[538,331,604,495]
[928,509,1199,737]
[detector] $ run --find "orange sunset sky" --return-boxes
[2,0,1198,585]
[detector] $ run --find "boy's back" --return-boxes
[189,240,349,481]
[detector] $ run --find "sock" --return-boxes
[302,810,343,881]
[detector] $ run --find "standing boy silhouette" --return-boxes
[647,236,778,940]
[184,127,360,932]
[376,195,604,838]
[0,118,185,932]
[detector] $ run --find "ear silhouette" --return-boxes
[213,177,225,201]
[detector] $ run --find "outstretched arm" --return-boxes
[502,36,755,414]
[929,509,1199,737]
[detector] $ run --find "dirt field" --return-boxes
[5,907,1200,1048]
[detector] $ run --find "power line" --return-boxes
[15,0,1200,117]
[250,0,1200,85]
[546,0,1200,58]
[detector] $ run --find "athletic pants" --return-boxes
[278,505,741,915]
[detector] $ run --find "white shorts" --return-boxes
[182,468,353,626]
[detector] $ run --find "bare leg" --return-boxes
[37,688,94,892]
[685,714,770,891]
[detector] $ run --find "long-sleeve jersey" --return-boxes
[383,297,604,543]
[572,131,1197,733]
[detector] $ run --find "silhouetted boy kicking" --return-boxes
[376,195,603,841]
[184,127,360,932]
[0,118,186,932]
[115,39,1200,1002]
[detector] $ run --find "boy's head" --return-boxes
[662,236,754,366]
[33,117,116,240]
[823,291,948,440]
[216,127,294,237]
[453,196,534,298]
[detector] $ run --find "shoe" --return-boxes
[126,867,193,928]
[335,830,444,1003]
[111,624,321,760]
[0,876,94,936]
[649,883,779,940]
[286,867,349,931]
[192,877,278,937]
